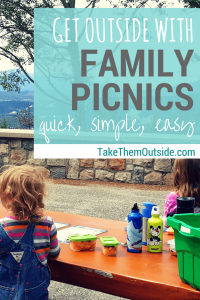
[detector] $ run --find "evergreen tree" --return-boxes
[0,116,8,129]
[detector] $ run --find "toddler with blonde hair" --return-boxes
[0,165,60,299]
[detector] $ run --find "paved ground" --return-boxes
[45,181,171,300]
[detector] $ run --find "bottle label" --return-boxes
[127,219,142,250]
[147,225,162,247]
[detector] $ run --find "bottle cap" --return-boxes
[142,202,157,218]
[131,203,139,211]
[177,197,195,208]
[151,206,160,215]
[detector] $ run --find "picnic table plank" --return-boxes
[0,205,199,299]
[45,210,200,300]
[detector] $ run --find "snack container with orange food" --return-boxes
[68,234,97,251]
[100,237,118,256]
[166,227,174,235]
[167,239,177,256]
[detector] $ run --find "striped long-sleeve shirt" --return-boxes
[0,215,60,265]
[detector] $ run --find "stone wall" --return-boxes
[0,130,173,185]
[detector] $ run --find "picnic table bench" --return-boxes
[0,205,200,300]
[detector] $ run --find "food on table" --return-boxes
[102,245,117,256]
[169,249,177,256]
[167,239,177,256]
[100,237,118,256]
[166,227,174,235]
[68,234,97,251]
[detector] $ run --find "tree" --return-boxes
[0,116,8,128]
[182,0,200,7]
[0,0,36,91]
[17,103,33,129]
[0,1,57,93]
[0,70,29,93]
[0,0,150,93]
[0,0,90,92]
[0,0,151,132]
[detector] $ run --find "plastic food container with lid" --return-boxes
[167,239,177,256]
[100,237,118,256]
[68,234,97,251]
[166,227,174,235]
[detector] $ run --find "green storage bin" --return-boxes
[167,214,200,290]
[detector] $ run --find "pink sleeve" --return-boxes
[194,207,200,213]
[164,192,179,218]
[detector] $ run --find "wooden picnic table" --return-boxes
[0,205,200,300]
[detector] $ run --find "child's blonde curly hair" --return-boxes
[0,165,49,222]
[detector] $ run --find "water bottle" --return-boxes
[127,203,143,253]
[177,197,195,214]
[147,206,163,253]
[142,202,157,245]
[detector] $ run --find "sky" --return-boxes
[0,0,184,74]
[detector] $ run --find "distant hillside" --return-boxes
[0,92,33,128]
[0,91,34,101]
[0,98,33,114]
[0,68,34,124]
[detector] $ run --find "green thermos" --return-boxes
[147,206,163,253]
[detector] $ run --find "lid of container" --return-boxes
[68,234,97,241]
[100,237,118,246]
[177,197,195,208]
[167,239,175,246]
[142,202,157,218]
[151,206,160,215]
[131,203,139,211]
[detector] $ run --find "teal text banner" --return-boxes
[34,8,200,144]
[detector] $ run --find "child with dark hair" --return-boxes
[164,159,200,224]
[0,165,60,299]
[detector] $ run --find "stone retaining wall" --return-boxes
[0,130,173,185]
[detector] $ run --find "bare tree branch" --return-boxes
[0,46,34,83]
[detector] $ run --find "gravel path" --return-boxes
[46,182,171,300]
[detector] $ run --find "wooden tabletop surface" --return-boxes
[0,205,200,300]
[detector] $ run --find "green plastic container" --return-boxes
[167,214,200,290]
[68,234,97,241]
[68,234,97,251]
[100,237,118,256]
[100,237,118,246]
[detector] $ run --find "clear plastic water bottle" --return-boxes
[127,203,143,253]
